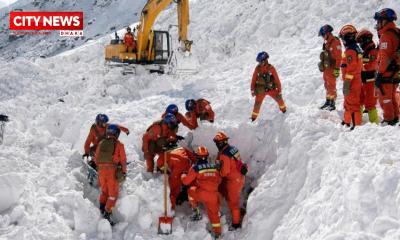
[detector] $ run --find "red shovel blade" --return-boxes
[158,216,173,235]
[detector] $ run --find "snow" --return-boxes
[1,0,400,239]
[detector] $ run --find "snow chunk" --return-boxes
[0,173,25,213]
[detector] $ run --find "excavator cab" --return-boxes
[153,31,170,64]
[105,30,170,65]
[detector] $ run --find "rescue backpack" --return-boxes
[318,37,339,72]
[89,124,107,156]
[146,120,168,154]
[221,145,248,176]
[254,64,277,94]
[97,138,116,164]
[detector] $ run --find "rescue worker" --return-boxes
[123,27,136,53]
[318,24,342,111]
[355,29,379,124]
[181,146,222,240]
[83,114,129,169]
[162,104,195,130]
[374,8,400,125]
[250,51,286,121]
[142,113,179,173]
[213,132,247,230]
[94,124,127,225]
[339,24,363,129]
[156,137,196,210]
[184,98,215,129]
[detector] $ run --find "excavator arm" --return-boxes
[136,0,191,60]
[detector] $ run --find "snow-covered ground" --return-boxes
[1,0,400,239]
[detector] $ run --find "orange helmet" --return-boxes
[195,146,209,157]
[213,131,229,142]
[339,24,357,39]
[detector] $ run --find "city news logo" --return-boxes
[9,11,84,37]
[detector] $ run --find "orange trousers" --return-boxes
[378,83,399,122]
[360,82,377,111]
[343,87,362,125]
[169,174,183,210]
[98,167,119,213]
[323,68,337,100]
[252,90,286,120]
[220,179,244,225]
[188,186,221,235]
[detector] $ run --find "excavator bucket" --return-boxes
[168,50,199,75]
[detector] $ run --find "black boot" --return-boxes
[327,100,336,111]
[319,99,330,110]
[103,211,115,226]
[228,223,241,231]
[99,203,105,216]
[190,207,202,221]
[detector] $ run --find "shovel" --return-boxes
[158,150,173,234]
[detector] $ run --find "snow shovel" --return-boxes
[158,150,173,234]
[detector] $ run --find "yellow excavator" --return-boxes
[105,0,193,74]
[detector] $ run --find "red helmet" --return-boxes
[356,29,373,42]
[213,131,229,142]
[339,24,357,39]
[195,146,209,157]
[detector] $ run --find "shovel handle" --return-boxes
[163,150,168,217]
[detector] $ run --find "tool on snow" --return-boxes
[158,150,173,234]
[0,114,9,145]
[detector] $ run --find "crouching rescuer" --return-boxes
[181,146,222,239]
[251,51,286,121]
[94,124,127,225]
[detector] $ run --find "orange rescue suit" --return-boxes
[185,99,215,129]
[217,145,245,225]
[124,32,136,52]
[340,44,363,125]
[157,147,196,209]
[376,22,400,122]
[161,111,195,130]
[250,63,286,120]
[142,121,177,172]
[94,137,127,213]
[360,42,378,110]
[182,160,222,235]
[84,123,129,156]
[322,33,342,100]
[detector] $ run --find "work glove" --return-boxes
[126,130,130,136]
[343,81,351,96]
[176,135,185,141]
[333,68,340,78]
[82,153,89,159]
[181,173,187,180]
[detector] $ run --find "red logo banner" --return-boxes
[9,12,84,30]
